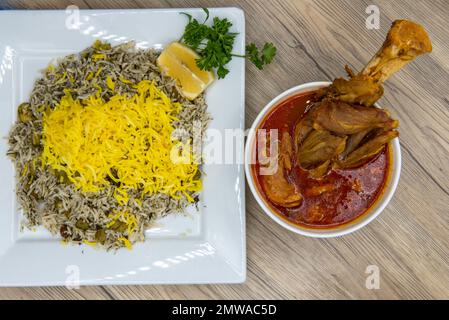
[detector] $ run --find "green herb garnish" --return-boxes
[180,8,277,79]
[245,42,277,70]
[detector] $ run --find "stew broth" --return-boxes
[252,91,391,228]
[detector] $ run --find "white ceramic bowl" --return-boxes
[245,82,401,238]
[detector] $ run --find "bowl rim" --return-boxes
[244,82,402,238]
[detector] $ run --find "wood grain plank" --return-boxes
[0,286,113,300]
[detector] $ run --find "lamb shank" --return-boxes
[260,20,432,208]
[295,19,432,177]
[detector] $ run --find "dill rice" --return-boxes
[7,40,210,250]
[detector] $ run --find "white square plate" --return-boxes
[0,8,245,286]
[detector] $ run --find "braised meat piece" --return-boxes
[260,132,302,208]
[295,20,431,177]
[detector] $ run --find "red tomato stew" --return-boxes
[252,91,392,229]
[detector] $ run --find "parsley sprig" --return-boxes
[179,8,277,79]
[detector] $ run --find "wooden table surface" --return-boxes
[1,0,448,300]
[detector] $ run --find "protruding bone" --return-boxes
[361,20,432,82]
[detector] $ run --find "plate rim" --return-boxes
[0,6,246,286]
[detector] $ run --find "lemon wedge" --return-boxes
[157,42,215,100]
[166,42,215,86]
